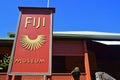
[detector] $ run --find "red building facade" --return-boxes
[0,31,120,80]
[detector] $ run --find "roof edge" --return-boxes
[2,31,120,40]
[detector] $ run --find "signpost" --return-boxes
[8,7,55,79]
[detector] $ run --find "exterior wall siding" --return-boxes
[0,39,87,80]
[53,39,84,56]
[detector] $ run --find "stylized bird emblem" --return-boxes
[20,35,46,51]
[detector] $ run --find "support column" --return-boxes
[6,74,9,80]
[11,75,15,80]
[44,75,47,80]
[83,40,91,80]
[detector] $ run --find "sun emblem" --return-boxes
[20,35,46,51]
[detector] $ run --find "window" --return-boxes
[52,56,85,73]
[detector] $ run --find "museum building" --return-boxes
[0,31,120,80]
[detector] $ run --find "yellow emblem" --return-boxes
[20,35,46,51]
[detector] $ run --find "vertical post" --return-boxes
[11,75,15,80]
[83,40,91,80]
[44,75,47,80]
[47,0,50,7]
[6,74,9,80]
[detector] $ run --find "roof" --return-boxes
[1,31,120,40]
[18,7,55,13]
[53,31,120,40]
[1,31,120,45]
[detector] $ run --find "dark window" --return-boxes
[52,56,85,73]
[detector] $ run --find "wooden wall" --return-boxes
[52,39,84,56]
[0,38,87,80]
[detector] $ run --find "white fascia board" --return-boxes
[93,40,120,45]
[53,31,120,40]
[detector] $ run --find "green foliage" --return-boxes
[0,54,10,70]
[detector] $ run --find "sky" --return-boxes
[0,0,120,37]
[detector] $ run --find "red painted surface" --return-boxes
[21,76,43,80]
[8,7,55,75]
[0,73,7,80]
[53,40,84,56]
[0,73,86,80]
[83,41,91,80]
[51,73,86,80]
[0,39,88,80]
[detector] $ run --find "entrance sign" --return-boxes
[8,7,55,75]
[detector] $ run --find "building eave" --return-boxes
[0,38,14,43]
[53,31,120,40]
[1,31,120,41]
